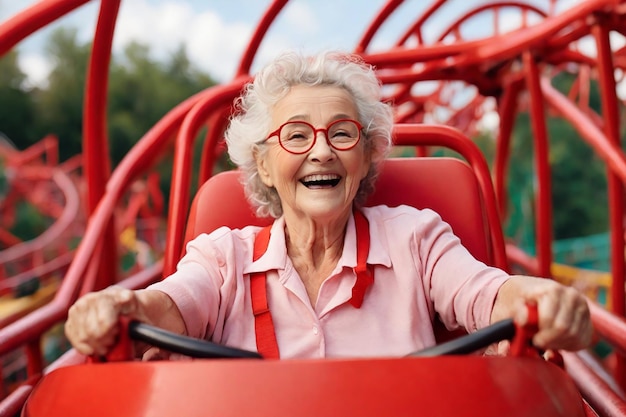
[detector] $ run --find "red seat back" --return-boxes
[183,157,492,266]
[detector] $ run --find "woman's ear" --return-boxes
[254,150,274,187]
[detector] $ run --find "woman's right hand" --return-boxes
[65,286,145,356]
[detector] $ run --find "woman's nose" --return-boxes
[308,131,335,161]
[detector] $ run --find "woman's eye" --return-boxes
[286,132,308,141]
[331,130,354,142]
[332,130,350,137]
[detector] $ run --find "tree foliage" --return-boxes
[504,71,610,246]
[107,42,214,166]
[0,50,37,146]
[33,28,91,160]
[2,27,216,166]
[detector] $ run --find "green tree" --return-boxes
[17,27,217,173]
[549,117,608,239]
[546,72,608,239]
[107,42,215,166]
[503,71,610,246]
[0,50,38,146]
[33,27,91,161]
[106,42,216,206]
[502,112,536,248]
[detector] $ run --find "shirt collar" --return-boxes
[244,208,392,275]
[244,216,288,274]
[354,207,392,268]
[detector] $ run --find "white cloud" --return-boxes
[114,1,192,56]
[498,7,545,34]
[281,1,318,35]
[112,0,274,81]
[553,0,585,12]
[0,0,257,84]
[576,35,597,58]
[611,31,626,51]
[617,80,626,101]
[18,52,52,89]
[185,14,252,81]
[0,3,27,21]
[477,98,500,132]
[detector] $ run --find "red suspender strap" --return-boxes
[250,225,280,359]
[350,209,373,308]
[250,210,373,358]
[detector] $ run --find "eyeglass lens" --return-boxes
[279,120,360,151]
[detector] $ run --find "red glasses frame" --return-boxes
[262,118,363,154]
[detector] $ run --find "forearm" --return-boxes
[134,289,187,335]
[490,275,535,324]
[128,289,187,359]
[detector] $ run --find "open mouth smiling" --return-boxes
[300,174,342,189]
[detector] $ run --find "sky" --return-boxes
[0,0,595,88]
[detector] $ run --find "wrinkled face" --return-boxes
[255,85,370,222]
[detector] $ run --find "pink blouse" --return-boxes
[148,205,509,358]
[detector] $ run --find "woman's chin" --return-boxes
[293,202,352,222]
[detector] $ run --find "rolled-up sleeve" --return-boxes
[413,209,509,332]
[147,228,242,339]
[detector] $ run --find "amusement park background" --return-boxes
[1,0,617,300]
[1,0,626,413]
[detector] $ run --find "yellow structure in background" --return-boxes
[0,280,59,323]
[552,263,612,308]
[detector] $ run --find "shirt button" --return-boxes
[312,325,319,335]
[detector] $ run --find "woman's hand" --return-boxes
[491,276,593,352]
[65,286,186,357]
[65,286,142,356]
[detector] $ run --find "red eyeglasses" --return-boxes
[262,119,363,154]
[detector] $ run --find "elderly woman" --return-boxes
[65,51,592,359]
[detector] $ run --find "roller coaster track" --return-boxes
[0,135,83,324]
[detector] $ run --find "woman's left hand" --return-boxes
[491,275,593,352]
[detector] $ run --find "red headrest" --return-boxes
[184,157,492,265]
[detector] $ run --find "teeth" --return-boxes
[301,174,340,182]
